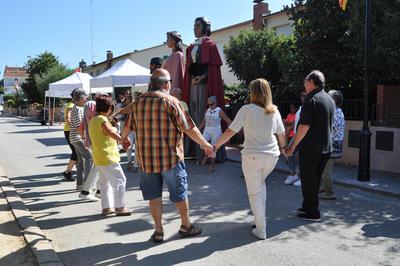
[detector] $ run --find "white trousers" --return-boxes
[242,153,278,238]
[97,163,127,209]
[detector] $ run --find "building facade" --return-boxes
[210,0,293,85]
[84,44,187,78]
[3,66,29,95]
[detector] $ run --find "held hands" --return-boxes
[202,143,214,158]
[285,144,294,157]
[122,137,132,151]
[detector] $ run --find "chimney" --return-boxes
[253,0,270,31]
[106,51,113,69]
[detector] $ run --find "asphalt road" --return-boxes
[0,116,399,266]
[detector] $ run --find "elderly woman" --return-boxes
[199,96,231,171]
[89,94,131,216]
[215,79,287,240]
[69,89,98,201]
[319,90,345,200]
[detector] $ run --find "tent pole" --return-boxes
[52,96,56,126]
[43,95,46,121]
[48,95,51,128]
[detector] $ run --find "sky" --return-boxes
[0,0,293,75]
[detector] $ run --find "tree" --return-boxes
[285,0,400,100]
[284,0,357,96]
[224,29,299,101]
[0,86,4,94]
[22,51,59,103]
[35,64,74,103]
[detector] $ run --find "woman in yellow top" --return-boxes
[63,101,77,181]
[89,94,131,216]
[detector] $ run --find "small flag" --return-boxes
[339,0,348,10]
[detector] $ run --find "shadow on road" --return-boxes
[36,137,67,147]
[7,128,62,134]
[58,222,256,266]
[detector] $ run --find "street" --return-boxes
[0,116,399,266]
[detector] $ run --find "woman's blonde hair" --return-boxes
[249,78,276,114]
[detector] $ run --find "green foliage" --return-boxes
[285,0,400,99]
[346,0,400,86]
[6,99,16,107]
[285,0,354,95]
[0,86,4,94]
[3,94,16,103]
[21,51,60,103]
[224,83,249,119]
[35,64,74,103]
[224,29,301,101]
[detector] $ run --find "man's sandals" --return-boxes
[178,224,202,237]
[150,224,202,243]
[150,230,164,243]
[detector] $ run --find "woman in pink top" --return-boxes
[163,31,185,90]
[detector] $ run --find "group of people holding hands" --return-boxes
[60,16,343,242]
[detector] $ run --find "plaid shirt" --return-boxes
[130,90,195,173]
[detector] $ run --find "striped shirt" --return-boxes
[69,105,84,143]
[130,90,195,173]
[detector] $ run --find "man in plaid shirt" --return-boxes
[122,68,213,243]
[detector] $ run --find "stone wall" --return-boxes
[338,120,400,174]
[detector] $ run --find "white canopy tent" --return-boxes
[43,72,92,125]
[90,58,150,95]
[48,72,92,97]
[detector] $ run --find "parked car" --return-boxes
[0,104,3,116]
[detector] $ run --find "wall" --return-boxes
[338,120,400,174]
[264,14,293,36]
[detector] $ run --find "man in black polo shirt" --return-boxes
[286,70,335,222]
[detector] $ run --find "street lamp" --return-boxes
[357,0,372,181]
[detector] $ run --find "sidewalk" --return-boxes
[226,146,400,199]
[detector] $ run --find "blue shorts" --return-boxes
[139,161,188,202]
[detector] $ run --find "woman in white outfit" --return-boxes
[199,96,231,171]
[215,78,287,240]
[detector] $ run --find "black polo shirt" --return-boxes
[298,88,335,154]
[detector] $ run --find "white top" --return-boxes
[294,106,302,134]
[70,105,84,143]
[229,104,285,156]
[204,107,222,131]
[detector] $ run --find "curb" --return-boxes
[0,168,64,266]
[226,157,400,200]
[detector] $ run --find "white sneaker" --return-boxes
[293,179,302,187]
[79,193,99,202]
[251,228,266,240]
[284,175,299,185]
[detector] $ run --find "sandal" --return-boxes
[150,230,164,243]
[115,207,131,216]
[101,208,115,216]
[178,224,202,237]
